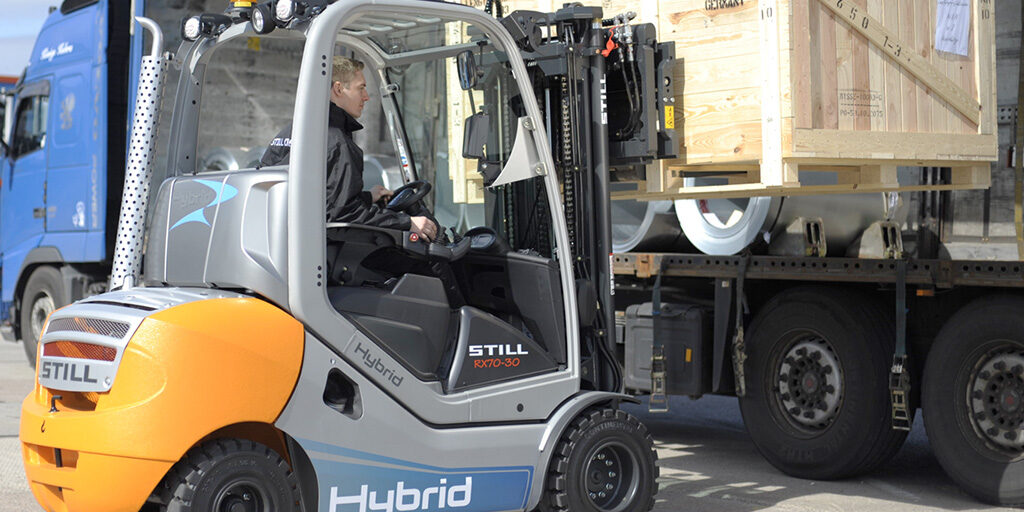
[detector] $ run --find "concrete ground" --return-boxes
[0,337,1016,511]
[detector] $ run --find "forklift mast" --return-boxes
[498,5,677,390]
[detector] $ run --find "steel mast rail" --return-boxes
[613,253,1024,289]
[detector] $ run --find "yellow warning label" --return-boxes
[664,105,674,130]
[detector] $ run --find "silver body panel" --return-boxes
[277,333,629,512]
[145,169,290,308]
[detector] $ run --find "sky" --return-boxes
[0,1,57,77]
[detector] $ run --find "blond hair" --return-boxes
[332,56,365,88]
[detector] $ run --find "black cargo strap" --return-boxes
[649,258,669,412]
[732,254,750,398]
[889,259,913,430]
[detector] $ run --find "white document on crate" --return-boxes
[934,0,970,56]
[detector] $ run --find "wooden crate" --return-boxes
[628,0,998,198]
[482,0,998,199]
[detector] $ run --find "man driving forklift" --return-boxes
[261,56,439,241]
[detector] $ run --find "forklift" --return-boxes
[20,0,676,510]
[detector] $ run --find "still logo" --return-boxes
[468,344,528,357]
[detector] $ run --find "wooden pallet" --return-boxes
[612,160,991,200]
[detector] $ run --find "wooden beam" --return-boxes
[814,0,981,124]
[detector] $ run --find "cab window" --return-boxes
[12,95,48,159]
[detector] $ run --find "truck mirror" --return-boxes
[456,50,478,90]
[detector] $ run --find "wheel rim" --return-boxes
[581,441,640,512]
[967,344,1024,454]
[773,334,844,433]
[29,292,55,341]
[213,478,269,512]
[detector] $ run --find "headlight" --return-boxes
[274,0,295,23]
[182,16,202,41]
[252,3,275,34]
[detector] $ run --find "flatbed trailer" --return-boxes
[611,250,1024,505]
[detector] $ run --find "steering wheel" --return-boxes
[386,180,432,212]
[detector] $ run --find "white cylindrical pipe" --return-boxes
[674,170,914,255]
[611,199,686,253]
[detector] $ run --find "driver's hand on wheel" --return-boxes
[410,216,437,242]
[370,185,393,203]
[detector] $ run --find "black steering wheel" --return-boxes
[386,180,432,212]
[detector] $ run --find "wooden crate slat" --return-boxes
[815,0,980,124]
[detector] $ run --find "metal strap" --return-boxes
[649,259,669,412]
[889,260,913,430]
[732,254,750,397]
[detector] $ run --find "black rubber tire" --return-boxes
[162,439,301,512]
[540,407,658,512]
[922,296,1024,506]
[19,266,65,367]
[738,286,907,480]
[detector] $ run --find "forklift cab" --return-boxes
[148,0,581,422]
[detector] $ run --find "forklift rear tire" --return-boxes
[162,438,301,512]
[20,266,66,367]
[540,407,658,512]
[922,296,1024,506]
[738,287,907,480]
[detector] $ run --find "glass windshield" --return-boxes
[340,15,552,255]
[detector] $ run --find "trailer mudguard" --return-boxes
[20,297,304,512]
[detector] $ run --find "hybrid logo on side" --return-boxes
[330,477,472,512]
[354,343,403,387]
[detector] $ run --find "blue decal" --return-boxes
[170,179,238,230]
[298,439,533,512]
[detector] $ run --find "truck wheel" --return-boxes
[163,439,301,512]
[19,266,66,366]
[738,287,906,480]
[540,408,658,512]
[922,296,1024,506]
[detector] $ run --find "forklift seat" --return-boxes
[328,274,455,381]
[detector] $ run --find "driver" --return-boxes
[260,56,438,241]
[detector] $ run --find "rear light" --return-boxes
[43,341,116,362]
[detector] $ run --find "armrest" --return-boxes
[326,222,404,245]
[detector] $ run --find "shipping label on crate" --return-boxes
[838,89,884,122]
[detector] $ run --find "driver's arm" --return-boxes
[325,142,411,229]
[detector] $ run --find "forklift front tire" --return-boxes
[161,438,301,512]
[541,408,658,512]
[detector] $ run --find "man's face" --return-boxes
[332,70,370,118]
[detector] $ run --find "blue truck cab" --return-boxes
[0,0,141,363]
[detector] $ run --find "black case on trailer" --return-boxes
[623,302,712,397]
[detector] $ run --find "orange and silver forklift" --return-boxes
[20,0,677,510]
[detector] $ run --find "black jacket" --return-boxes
[260,103,411,229]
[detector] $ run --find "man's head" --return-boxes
[330,56,370,118]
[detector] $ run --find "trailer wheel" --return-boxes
[163,438,301,512]
[540,408,658,512]
[19,266,66,367]
[922,296,1024,506]
[738,287,906,479]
